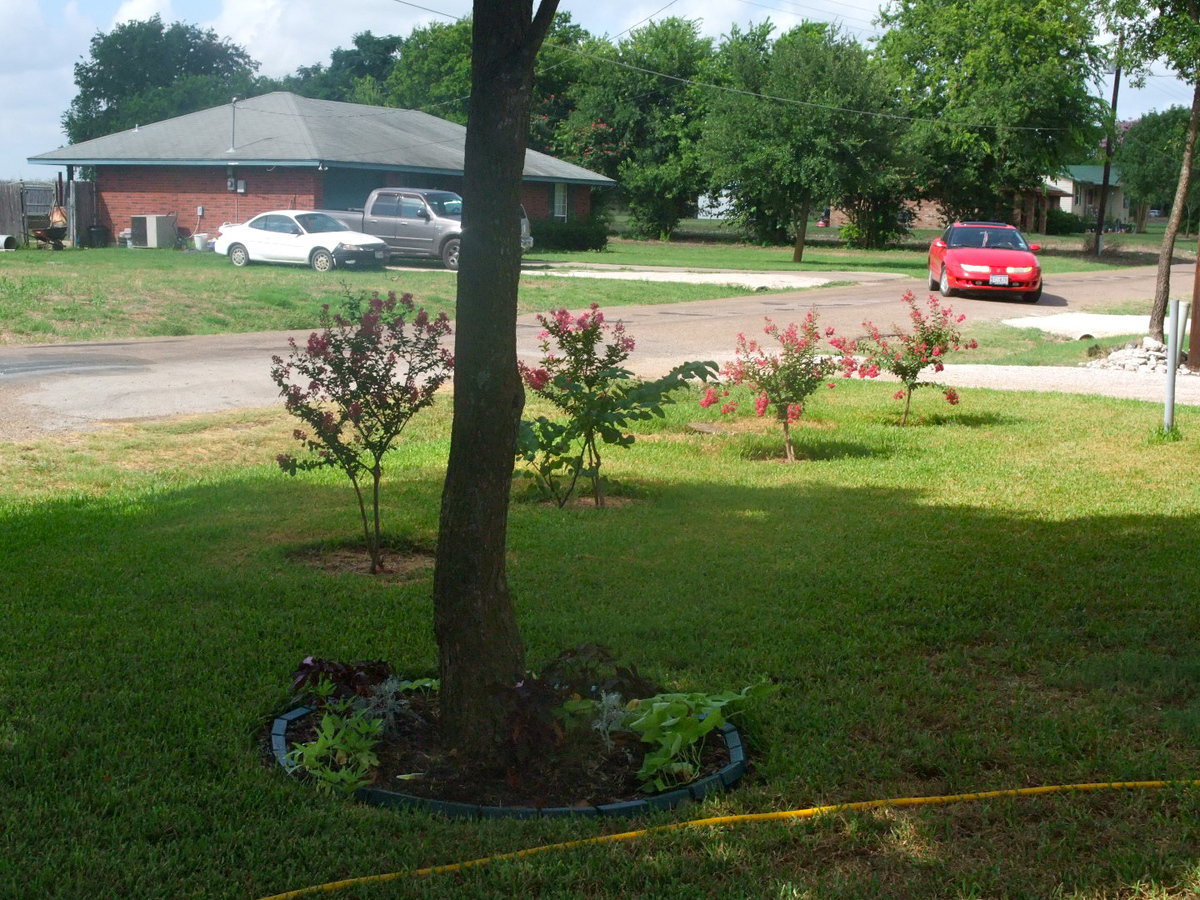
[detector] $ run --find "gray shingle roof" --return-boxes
[29,92,615,186]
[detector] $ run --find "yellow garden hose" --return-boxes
[258,778,1200,900]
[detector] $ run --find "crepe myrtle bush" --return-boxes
[701,313,859,462]
[270,291,452,573]
[858,291,977,425]
[517,303,715,506]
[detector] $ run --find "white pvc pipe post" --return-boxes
[1165,299,1190,431]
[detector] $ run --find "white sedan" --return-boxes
[213,210,389,272]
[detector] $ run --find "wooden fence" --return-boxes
[0,181,99,247]
[0,183,24,244]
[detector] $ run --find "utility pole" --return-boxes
[1095,33,1123,257]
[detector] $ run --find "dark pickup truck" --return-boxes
[319,188,533,270]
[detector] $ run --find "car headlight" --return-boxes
[960,264,991,274]
[1006,266,1033,274]
[337,242,368,252]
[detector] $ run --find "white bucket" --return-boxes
[193,233,210,251]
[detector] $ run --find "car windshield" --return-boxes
[424,192,463,218]
[294,213,351,234]
[948,227,1029,251]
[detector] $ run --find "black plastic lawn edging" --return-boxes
[271,705,748,819]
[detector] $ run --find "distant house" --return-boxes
[28,92,614,243]
[1047,165,1130,227]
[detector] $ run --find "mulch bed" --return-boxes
[277,692,731,809]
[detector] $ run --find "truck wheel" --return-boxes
[310,249,335,272]
[228,244,250,267]
[441,238,460,271]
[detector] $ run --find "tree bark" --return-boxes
[792,200,811,262]
[1150,81,1200,341]
[433,0,558,761]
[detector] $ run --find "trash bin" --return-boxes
[87,225,109,248]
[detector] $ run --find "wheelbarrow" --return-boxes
[32,225,67,250]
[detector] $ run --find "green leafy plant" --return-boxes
[702,313,857,461]
[518,304,715,505]
[289,656,392,704]
[858,291,977,425]
[270,290,452,573]
[355,675,439,739]
[625,683,775,793]
[284,687,384,795]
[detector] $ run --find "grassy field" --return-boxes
[0,228,1182,346]
[3,379,1200,898]
[530,236,1165,278]
[0,248,758,345]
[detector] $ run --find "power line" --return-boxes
[379,0,1090,133]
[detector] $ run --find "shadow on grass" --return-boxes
[3,472,1200,898]
[736,437,886,462]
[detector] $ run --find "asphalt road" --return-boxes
[0,262,1196,440]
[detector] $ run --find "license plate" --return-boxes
[374,250,386,259]
[989,274,1009,286]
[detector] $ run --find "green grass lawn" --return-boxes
[3,380,1200,898]
[0,248,756,345]
[0,231,1180,346]
[530,236,1148,278]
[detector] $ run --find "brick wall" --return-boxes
[517,183,593,221]
[93,165,600,242]
[829,199,945,231]
[96,166,322,241]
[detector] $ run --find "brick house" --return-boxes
[28,92,614,243]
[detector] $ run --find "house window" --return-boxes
[553,183,568,221]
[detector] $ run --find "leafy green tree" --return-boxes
[1117,107,1200,219]
[64,15,261,143]
[702,22,908,258]
[282,32,402,102]
[877,0,1104,222]
[1109,0,1200,341]
[556,18,713,238]
[371,14,588,153]
[381,19,473,123]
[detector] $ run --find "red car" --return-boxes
[928,221,1042,303]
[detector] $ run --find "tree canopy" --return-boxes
[281,31,402,104]
[1107,0,1200,340]
[1117,106,1200,211]
[877,0,1105,221]
[702,22,908,256]
[64,15,261,144]
[555,18,713,238]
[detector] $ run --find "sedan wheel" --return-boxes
[228,244,250,267]
[1023,286,1042,303]
[929,269,939,291]
[939,268,956,298]
[310,249,335,272]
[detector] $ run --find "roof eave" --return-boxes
[27,157,324,167]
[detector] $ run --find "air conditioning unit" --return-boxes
[130,214,178,248]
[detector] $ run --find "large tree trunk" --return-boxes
[792,200,811,262]
[1150,81,1200,341]
[433,0,558,761]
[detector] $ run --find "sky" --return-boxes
[2,0,1196,181]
